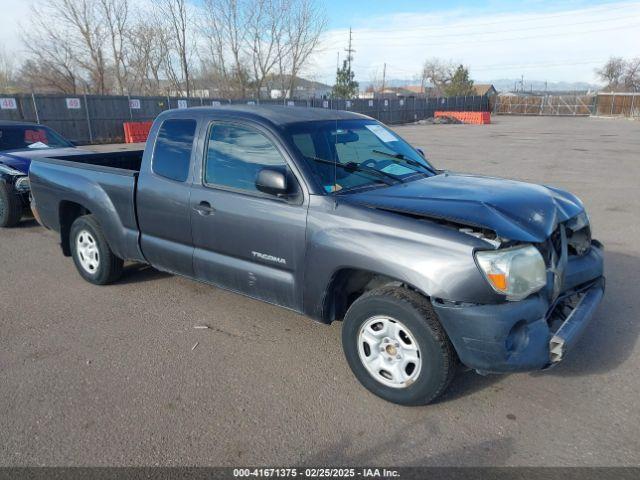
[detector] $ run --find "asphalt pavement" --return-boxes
[1,115,639,466]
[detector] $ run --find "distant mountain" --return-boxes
[358,77,602,94]
[483,79,602,93]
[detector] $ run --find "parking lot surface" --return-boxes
[1,116,639,466]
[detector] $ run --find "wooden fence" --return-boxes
[595,93,640,117]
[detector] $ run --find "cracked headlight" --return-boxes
[14,176,30,192]
[475,245,546,300]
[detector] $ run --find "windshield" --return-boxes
[0,125,73,152]
[285,119,435,193]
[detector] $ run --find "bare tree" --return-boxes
[127,21,170,95]
[0,48,14,92]
[623,58,640,92]
[596,57,626,91]
[201,0,256,98]
[421,58,454,96]
[23,0,109,94]
[246,0,288,98]
[99,0,130,95]
[276,0,326,98]
[21,10,80,93]
[156,0,194,97]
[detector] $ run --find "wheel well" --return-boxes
[59,201,91,256]
[322,269,422,323]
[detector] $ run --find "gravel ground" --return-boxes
[1,115,639,466]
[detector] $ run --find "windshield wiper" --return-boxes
[307,156,403,185]
[371,149,435,174]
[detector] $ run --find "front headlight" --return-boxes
[14,176,30,192]
[475,245,546,300]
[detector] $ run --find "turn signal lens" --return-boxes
[475,245,546,300]
[487,273,507,291]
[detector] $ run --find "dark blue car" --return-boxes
[0,121,89,227]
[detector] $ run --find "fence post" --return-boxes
[126,94,133,120]
[31,92,40,124]
[83,93,93,144]
[167,95,171,110]
[610,93,615,116]
[630,93,636,118]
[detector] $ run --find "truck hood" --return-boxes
[0,147,86,174]
[343,173,584,243]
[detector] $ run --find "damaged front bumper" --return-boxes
[432,241,604,373]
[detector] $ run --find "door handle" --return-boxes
[193,201,215,216]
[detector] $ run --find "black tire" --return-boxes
[0,181,23,228]
[70,214,123,285]
[342,286,456,406]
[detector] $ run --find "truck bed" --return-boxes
[50,150,143,172]
[29,150,146,263]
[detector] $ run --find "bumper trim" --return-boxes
[548,277,605,364]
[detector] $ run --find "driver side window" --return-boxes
[205,123,290,194]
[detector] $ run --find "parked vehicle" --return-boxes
[29,106,605,405]
[0,121,89,227]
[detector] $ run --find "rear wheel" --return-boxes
[70,215,123,285]
[342,286,456,405]
[0,182,23,228]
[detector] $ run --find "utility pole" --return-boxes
[336,52,340,72]
[344,27,355,75]
[381,63,387,96]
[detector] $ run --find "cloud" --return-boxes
[0,0,35,57]
[306,1,640,84]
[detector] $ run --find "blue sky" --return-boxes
[308,0,640,84]
[323,0,629,28]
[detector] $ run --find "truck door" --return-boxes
[137,118,197,277]
[189,121,308,311]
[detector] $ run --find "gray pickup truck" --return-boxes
[29,106,604,405]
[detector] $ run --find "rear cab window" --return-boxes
[152,119,197,182]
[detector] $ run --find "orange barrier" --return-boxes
[123,121,153,143]
[434,111,491,125]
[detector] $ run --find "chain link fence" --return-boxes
[495,94,595,116]
[0,93,489,144]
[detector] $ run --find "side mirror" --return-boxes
[256,168,288,196]
[415,147,426,157]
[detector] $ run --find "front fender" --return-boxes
[302,198,501,321]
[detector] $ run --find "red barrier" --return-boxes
[434,111,491,125]
[123,121,153,143]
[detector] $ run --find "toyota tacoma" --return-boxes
[29,106,604,405]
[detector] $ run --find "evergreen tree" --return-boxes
[444,65,475,96]
[331,59,359,99]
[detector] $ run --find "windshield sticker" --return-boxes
[365,124,397,143]
[27,142,50,149]
[380,163,415,176]
[324,184,342,193]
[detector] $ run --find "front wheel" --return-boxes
[342,286,456,405]
[70,215,123,285]
[0,181,23,228]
